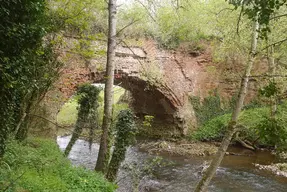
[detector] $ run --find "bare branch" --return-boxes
[236,5,244,36]
[135,0,156,22]
[116,19,141,36]
[271,13,287,20]
[3,172,26,192]
[215,8,235,15]
[248,74,287,78]
[260,38,287,52]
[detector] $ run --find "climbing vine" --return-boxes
[106,109,136,182]
[0,0,62,156]
[64,84,101,156]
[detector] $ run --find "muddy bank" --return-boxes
[139,140,218,156]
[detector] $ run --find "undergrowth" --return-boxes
[191,102,287,149]
[0,138,116,192]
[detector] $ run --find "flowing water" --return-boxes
[57,136,287,192]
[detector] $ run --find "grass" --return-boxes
[57,86,128,127]
[0,138,116,192]
[190,102,287,147]
[57,97,79,126]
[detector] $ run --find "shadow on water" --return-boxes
[57,136,287,192]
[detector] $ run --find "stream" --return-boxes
[57,136,287,192]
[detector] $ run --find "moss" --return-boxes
[0,138,116,192]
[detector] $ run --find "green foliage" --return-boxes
[190,90,225,126]
[57,97,79,126]
[259,81,279,98]
[191,114,230,141]
[142,115,155,127]
[0,0,62,155]
[191,102,287,149]
[48,0,107,61]
[114,109,137,146]
[140,61,164,87]
[64,84,102,156]
[57,86,128,128]
[256,117,287,150]
[228,0,287,38]
[48,0,107,34]
[106,109,136,182]
[76,84,102,114]
[0,137,116,192]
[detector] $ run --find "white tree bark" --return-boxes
[194,16,259,192]
[95,0,117,173]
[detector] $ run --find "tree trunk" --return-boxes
[106,143,126,182]
[194,17,259,192]
[64,119,84,157]
[268,45,277,118]
[95,0,117,173]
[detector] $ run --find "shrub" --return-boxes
[190,102,287,149]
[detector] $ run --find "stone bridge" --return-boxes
[88,40,219,135]
[44,39,263,137]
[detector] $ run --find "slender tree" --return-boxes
[194,15,259,192]
[95,0,117,173]
[194,0,287,190]
[268,45,277,118]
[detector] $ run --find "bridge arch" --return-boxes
[93,69,186,136]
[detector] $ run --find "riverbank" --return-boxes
[138,139,218,156]
[0,137,116,192]
[137,138,287,178]
[58,135,287,191]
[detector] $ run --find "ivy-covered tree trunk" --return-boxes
[64,119,85,156]
[106,110,136,182]
[95,0,117,173]
[194,17,259,192]
[64,84,101,156]
[15,96,34,141]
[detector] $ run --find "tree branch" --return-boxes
[236,4,244,36]
[270,13,287,20]
[260,38,287,52]
[27,114,95,137]
[3,172,26,192]
[116,19,141,36]
[135,0,157,22]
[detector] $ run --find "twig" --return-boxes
[3,172,26,192]
[27,114,95,137]
[248,74,287,78]
[270,13,287,20]
[135,0,157,22]
[260,38,287,52]
[236,5,244,36]
[14,113,27,135]
[116,19,140,36]
[215,8,235,16]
